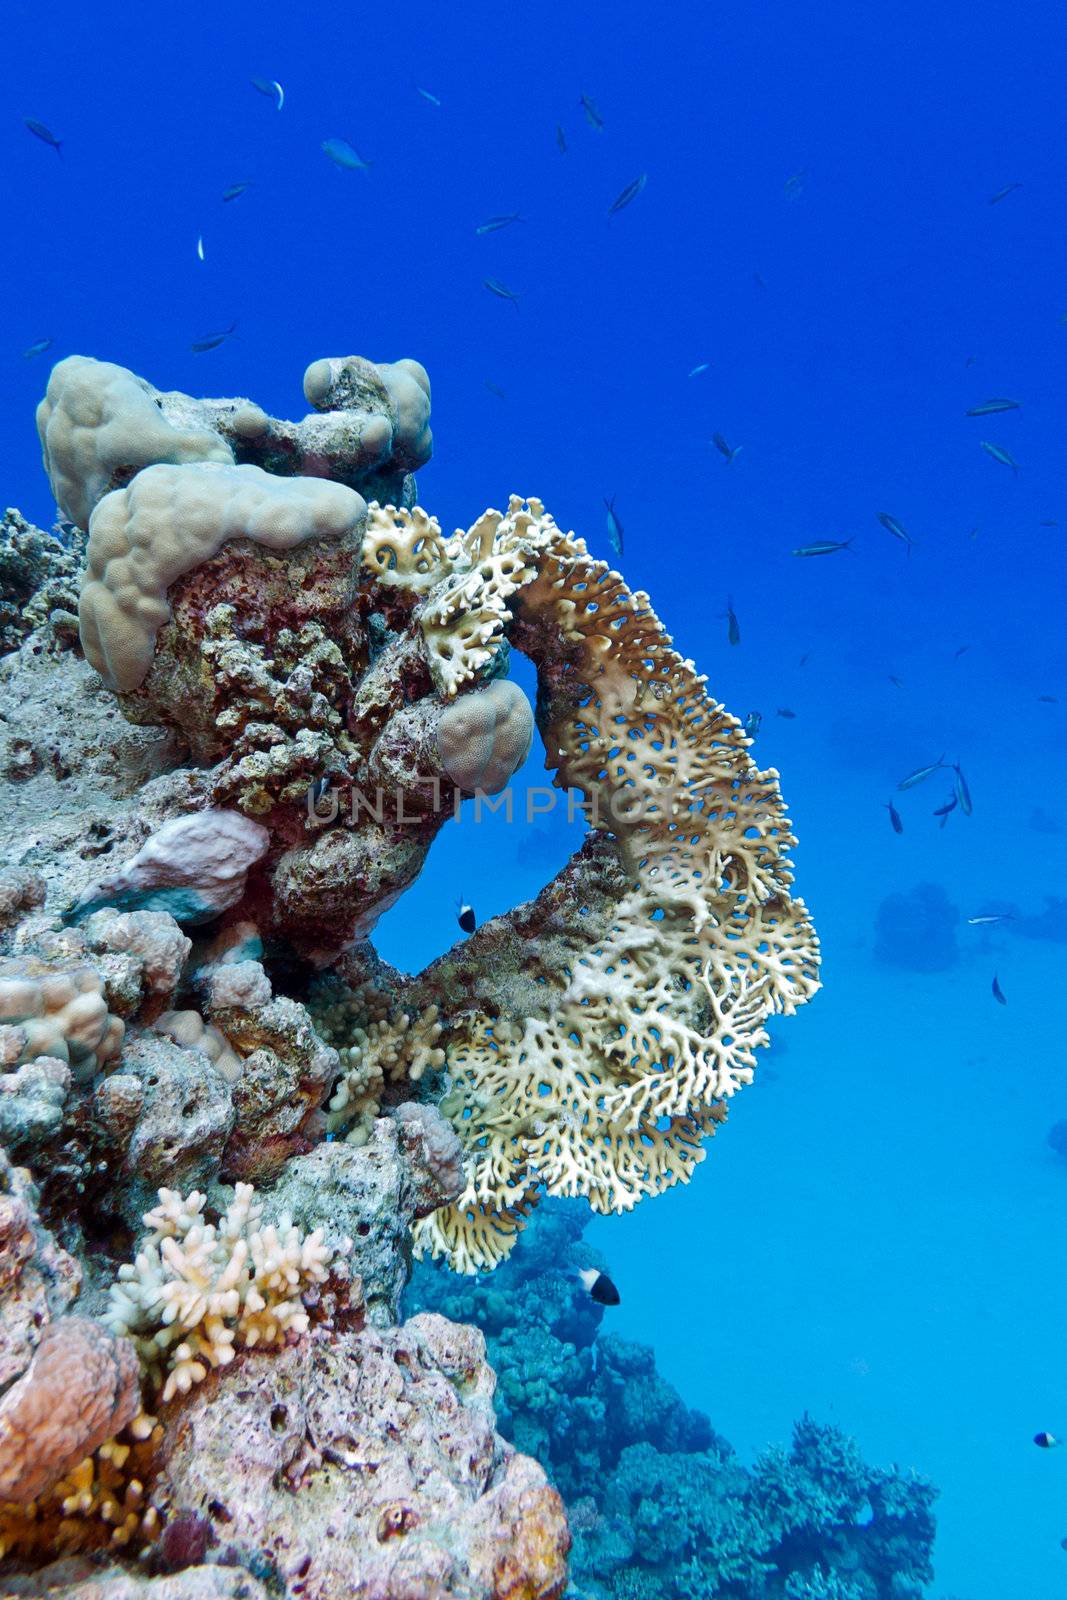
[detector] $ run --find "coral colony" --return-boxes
[0,352,826,1594]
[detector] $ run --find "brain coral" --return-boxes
[436,677,535,793]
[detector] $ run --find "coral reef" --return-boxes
[873,883,959,972]
[0,345,830,1594]
[409,1202,938,1600]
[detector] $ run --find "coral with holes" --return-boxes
[409,1202,938,1600]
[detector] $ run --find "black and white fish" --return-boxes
[577,1267,620,1305]
[457,899,476,935]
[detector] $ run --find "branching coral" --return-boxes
[104,1184,333,1402]
[317,998,445,1145]
[361,496,821,1271]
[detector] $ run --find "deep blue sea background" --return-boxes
[5,0,1067,1593]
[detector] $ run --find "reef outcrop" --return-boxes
[0,346,822,1593]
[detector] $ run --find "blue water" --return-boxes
[6,1,1067,1593]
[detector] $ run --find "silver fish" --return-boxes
[878,512,914,552]
[608,174,647,218]
[22,337,54,359]
[483,278,520,309]
[965,398,1019,416]
[981,440,1018,473]
[897,756,945,791]
[222,182,253,202]
[476,214,524,235]
[952,763,973,815]
[251,78,284,110]
[792,539,853,557]
[415,85,441,106]
[579,94,604,130]
[322,138,371,171]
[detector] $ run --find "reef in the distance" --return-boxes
[409,1202,939,1600]
[0,347,821,1593]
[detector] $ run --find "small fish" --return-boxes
[688,362,710,377]
[798,651,812,667]
[556,124,567,154]
[322,138,371,171]
[577,1267,620,1306]
[753,270,768,290]
[966,913,1015,926]
[251,77,284,110]
[603,496,624,556]
[579,94,604,131]
[221,182,253,202]
[1034,1431,1059,1449]
[476,213,524,235]
[952,763,973,816]
[24,118,62,156]
[1040,520,1058,528]
[22,337,53,359]
[965,398,1020,417]
[897,756,945,791]
[484,381,506,400]
[776,708,797,720]
[483,278,520,309]
[743,710,762,739]
[414,85,441,106]
[988,182,1022,205]
[933,793,958,821]
[457,899,476,936]
[980,440,1018,473]
[308,776,331,811]
[608,173,647,218]
[196,235,205,262]
[723,598,741,647]
[885,800,904,835]
[783,169,807,199]
[953,645,970,659]
[877,512,914,552]
[1039,694,1058,704]
[792,538,853,557]
[190,321,238,353]
[992,974,1008,1006]
[888,674,904,689]
[712,433,742,463]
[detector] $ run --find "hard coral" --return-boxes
[104,1183,333,1402]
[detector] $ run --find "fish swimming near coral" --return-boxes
[743,710,762,738]
[603,495,624,555]
[24,118,62,156]
[577,1267,620,1305]
[456,899,476,935]
[483,278,520,309]
[980,440,1018,473]
[723,598,741,646]
[22,337,53,359]
[322,138,371,171]
[190,322,238,353]
[250,77,284,110]
[608,174,647,218]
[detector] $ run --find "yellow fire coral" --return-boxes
[104,1183,333,1400]
[360,496,821,1273]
